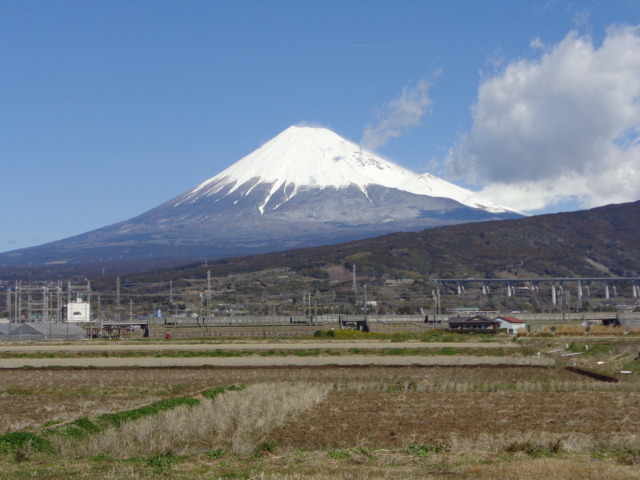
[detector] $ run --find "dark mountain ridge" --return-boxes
[119,200,640,284]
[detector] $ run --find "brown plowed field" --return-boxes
[0,365,605,434]
[270,389,640,449]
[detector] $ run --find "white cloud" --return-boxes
[362,77,435,150]
[529,36,544,49]
[572,9,591,28]
[446,25,640,212]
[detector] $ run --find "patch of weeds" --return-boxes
[146,451,180,473]
[621,358,640,373]
[201,384,245,400]
[385,383,406,392]
[327,449,352,459]
[438,347,457,356]
[612,447,640,466]
[72,417,100,433]
[42,420,63,428]
[91,453,114,462]
[0,431,55,456]
[207,449,226,459]
[383,382,419,392]
[351,446,376,458]
[155,349,254,358]
[257,440,278,453]
[294,349,321,357]
[405,442,448,457]
[381,348,414,356]
[292,448,308,459]
[4,387,37,395]
[390,333,412,342]
[314,330,335,338]
[504,439,562,457]
[121,455,147,464]
[98,397,199,427]
[432,459,453,471]
[496,452,516,463]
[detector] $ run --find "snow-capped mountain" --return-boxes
[0,126,521,268]
[178,126,511,214]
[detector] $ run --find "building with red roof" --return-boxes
[495,315,527,333]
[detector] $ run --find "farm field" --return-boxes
[0,336,638,479]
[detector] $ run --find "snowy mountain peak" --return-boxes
[177,125,516,214]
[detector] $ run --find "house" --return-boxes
[495,315,527,333]
[448,315,500,333]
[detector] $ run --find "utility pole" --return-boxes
[207,270,212,316]
[352,265,357,293]
[363,284,368,314]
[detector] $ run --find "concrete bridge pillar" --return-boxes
[558,286,564,304]
[482,283,488,295]
[577,281,583,310]
[633,283,638,298]
[605,283,610,300]
[585,285,591,298]
[507,283,512,297]
[457,283,464,295]
[551,284,557,305]
[612,285,617,298]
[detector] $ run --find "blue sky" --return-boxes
[2,0,640,252]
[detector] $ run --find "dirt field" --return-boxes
[1,339,638,479]
[270,389,640,449]
[0,365,613,434]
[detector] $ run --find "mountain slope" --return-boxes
[0,126,520,269]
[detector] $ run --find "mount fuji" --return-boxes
[1,126,521,269]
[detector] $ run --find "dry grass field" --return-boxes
[0,336,639,479]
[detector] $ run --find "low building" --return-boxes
[448,315,500,333]
[495,315,527,333]
[9,323,87,341]
[67,298,91,323]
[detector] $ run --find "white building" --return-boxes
[495,315,527,333]
[67,299,91,323]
